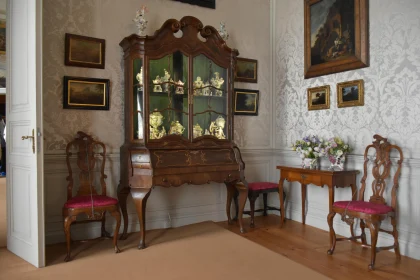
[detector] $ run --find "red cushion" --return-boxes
[333,201,393,215]
[64,195,118,208]
[248,182,278,191]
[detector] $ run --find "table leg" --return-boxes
[235,182,248,233]
[117,185,131,240]
[278,178,285,227]
[131,188,151,249]
[328,184,335,214]
[301,184,307,225]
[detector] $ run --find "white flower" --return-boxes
[343,145,348,149]
[308,147,313,152]
[314,147,319,152]
[306,141,311,145]
[336,150,343,156]
[300,154,305,159]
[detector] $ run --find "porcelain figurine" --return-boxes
[218,21,229,41]
[202,82,211,96]
[204,129,211,135]
[153,75,163,92]
[175,80,184,94]
[136,67,143,91]
[149,110,166,139]
[133,5,148,36]
[162,69,173,92]
[169,120,185,135]
[211,72,224,96]
[194,76,204,95]
[209,115,226,139]
[193,123,203,138]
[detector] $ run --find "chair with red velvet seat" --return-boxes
[62,131,121,262]
[327,135,403,270]
[234,182,285,228]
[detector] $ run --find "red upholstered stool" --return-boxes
[234,182,286,228]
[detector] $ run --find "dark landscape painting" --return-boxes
[70,38,102,64]
[234,89,259,115]
[310,0,355,65]
[341,85,359,102]
[69,81,105,105]
[311,91,326,105]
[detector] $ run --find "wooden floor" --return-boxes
[217,215,420,280]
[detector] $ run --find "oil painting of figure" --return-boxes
[310,0,355,65]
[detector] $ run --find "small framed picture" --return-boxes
[65,33,105,69]
[307,85,330,111]
[235,58,258,83]
[63,76,110,110]
[234,88,259,116]
[337,79,364,108]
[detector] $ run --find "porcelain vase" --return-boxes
[302,158,319,169]
[329,154,346,171]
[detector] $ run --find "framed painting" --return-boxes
[337,79,364,108]
[307,85,330,110]
[65,33,105,69]
[304,0,369,79]
[63,76,110,110]
[234,88,259,116]
[172,0,215,9]
[235,58,258,83]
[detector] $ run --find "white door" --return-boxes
[6,0,45,267]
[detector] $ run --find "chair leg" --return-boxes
[390,216,401,260]
[327,212,336,255]
[263,193,268,216]
[110,208,121,254]
[63,216,74,262]
[360,219,367,245]
[249,193,258,228]
[367,220,380,271]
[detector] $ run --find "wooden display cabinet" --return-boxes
[118,16,248,249]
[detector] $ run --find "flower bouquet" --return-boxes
[292,135,326,169]
[325,137,351,170]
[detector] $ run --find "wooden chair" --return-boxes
[234,182,285,228]
[327,135,403,270]
[62,131,121,262]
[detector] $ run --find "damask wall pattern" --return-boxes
[275,0,420,158]
[42,0,271,154]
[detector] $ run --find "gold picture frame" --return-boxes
[65,33,105,69]
[307,85,330,110]
[235,58,258,83]
[337,79,364,108]
[304,0,369,79]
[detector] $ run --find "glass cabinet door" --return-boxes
[133,58,144,140]
[148,51,189,140]
[192,54,228,140]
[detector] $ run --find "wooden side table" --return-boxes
[276,166,359,227]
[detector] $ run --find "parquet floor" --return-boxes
[218,215,420,280]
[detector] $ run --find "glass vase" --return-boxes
[302,157,319,169]
[329,154,346,171]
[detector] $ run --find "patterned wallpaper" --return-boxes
[42,0,271,154]
[275,0,420,158]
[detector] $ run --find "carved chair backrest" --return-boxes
[65,131,107,200]
[359,135,403,209]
